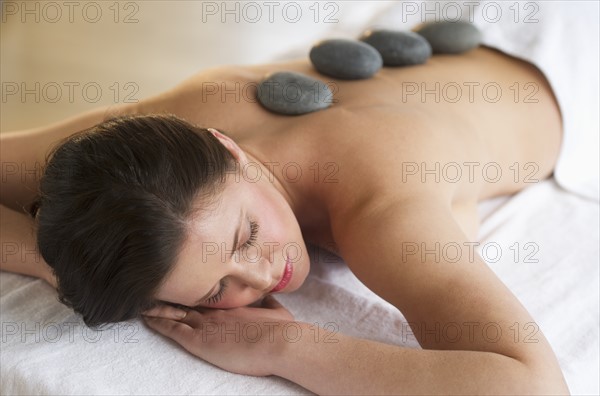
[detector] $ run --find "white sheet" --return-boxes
[2,1,598,395]
[1,179,598,395]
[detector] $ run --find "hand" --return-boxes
[142,295,294,376]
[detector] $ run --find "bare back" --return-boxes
[136,46,562,249]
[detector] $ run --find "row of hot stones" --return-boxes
[256,21,481,115]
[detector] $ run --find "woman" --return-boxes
[0,44,569,393]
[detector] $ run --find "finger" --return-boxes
[142,305,188,320]
[175,308,206,328]
[143,316,194,343]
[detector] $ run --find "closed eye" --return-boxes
[204,219,259,305]
[205,278,228,305]
[241,220,259,250]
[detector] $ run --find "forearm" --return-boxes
[274,322,567,395]
[0,204,56,287]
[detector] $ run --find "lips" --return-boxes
[270,256,293,293]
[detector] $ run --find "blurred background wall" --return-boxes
[1,0,394,132]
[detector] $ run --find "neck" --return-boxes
[238,143,303,218]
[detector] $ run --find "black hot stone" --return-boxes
[415,21,481,54]
[359,29,432,66]
[256,71,333,115]
[309,39,383,80]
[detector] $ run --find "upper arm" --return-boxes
[136,66,270,134]
[332,198,563,371]
[0,104,135,211]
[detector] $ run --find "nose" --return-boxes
[232,258,273,292]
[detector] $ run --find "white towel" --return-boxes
[2,179,598,395]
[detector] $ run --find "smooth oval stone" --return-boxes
[309,39,383,79]
[359,29,432,66]
[256,71,333,115]
[415,21,481,54]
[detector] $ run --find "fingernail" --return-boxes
[175,309,187,319]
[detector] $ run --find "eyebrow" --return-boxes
[192,207,243,306]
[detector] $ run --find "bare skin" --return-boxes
[0,45,567,394]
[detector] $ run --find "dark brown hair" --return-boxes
[28,114,236,328]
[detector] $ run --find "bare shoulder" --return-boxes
[133,61,321,134]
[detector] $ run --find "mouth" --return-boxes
[269,256,293,293]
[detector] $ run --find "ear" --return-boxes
[207,128,246,163]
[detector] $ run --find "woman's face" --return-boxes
[154,129,310,309]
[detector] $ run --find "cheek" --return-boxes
[253,189,296,254]
[247,183,310,289]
